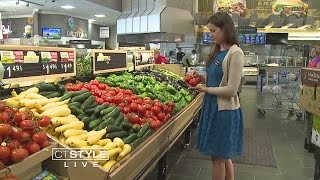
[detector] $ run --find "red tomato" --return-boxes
[38,140,50,149]
[6,140,20,150]
[134,99,143,105]
[109,91,117,96]
[128,114,139,124]
[0,146,10,160]
[129,103,138,112]
[90,80,99,86]
[131,95,138,100]
[0,112,11,124]
[145,117,154,123]
[20,131,31,141]
[19,120,35,131]
[118,103,126,108]
[38,116,51,127]
[73,84,83,91]
[163,106,172,114]
[143,97,151,102]
[121,107,130,114]
[90,85,98,90]
[125,97,132,104]
[32,132,47,144]
[144,104,152,111]
[150,121,160,130]
[26,142,40,154]
[113,97,122,104]
[167,101,175,108]
[137,105,146,115]
[0,101,5,112]
[124,89,133,95]
[114,87,121,94]
[188,78,198,87]
[98,83,106,90]
[157,112,165,121]
[10,148,28,163]
[14,111,27,123]
[144,111,154,118]
[84,84,91,90]
[1,174,17,180]
[8,127,22,140]
[163,114,171,123]
[153,102,162,108]
[95,97,104,105]
[156,120,163,127]
[0,124,12,137]
[104,96,114,103]
[152,106,161,115]
[93,89,102,97]
[65,83,74,91]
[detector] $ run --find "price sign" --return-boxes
[61,62,74,73]
[4,64,23,78]
[41,62,61,75]
[94,52,127,72]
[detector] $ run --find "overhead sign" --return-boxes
[215,0,247,17]
[272,0,308,16]
[67,17,88,38]
[100,27,110,38]
[238,26,257,34]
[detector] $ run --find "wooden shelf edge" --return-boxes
[94,68,128,74]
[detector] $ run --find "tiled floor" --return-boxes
[145,86,316,180]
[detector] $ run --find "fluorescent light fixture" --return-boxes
[61,5,75,9]
[281,23,295,29]
[297,25,311,30]
[95,14,105,18]
[88,19,96,22]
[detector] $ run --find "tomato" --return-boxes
[90,80,99,86]
[26,142,40,154]
[134,99,143,105]
[113,97,122,104]
[156,120,163,127]
[93,89,102,97]
[124,89,133,95]
[10,148,28,163]
[188,78,198,87]
[38,116,50,127]
[73,84,83,91]
[90,85,98,90]
[108,90,117,96]
[6,140,20,150]
[0,101,6,112]
[14,111,27,123]
[163,106,172,114]
[128,114,140,124]
[0,146,10,160]
[152,106,161,115]
[65,83,74,91]
[19,120,35,131]
[150,121,160,130]
[163,114,171,123]
[20,131,31,141]
[145,117,153,123]
[157,112,165,121]
[153,102,162,108]
[143,97,151,102]
[121,107,130,114]
[8,127,22,140]
[129,103,138,112]
[98,83,106,90]
[114,87,121,94]
[137,105,146,115]
[0,112,11,124]
[84,84,91,91]
[118,103,126,108]
[1,174,18,180]
[38,140,50,149]
[0,124,12,137]
[131,95,138,100]
[167,101,175,108]
[144,111,153,118]
[95,97,104,105]
[103,96,113,104]
[32,132,47,144]
[125,97,132,104]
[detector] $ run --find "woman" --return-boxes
[190,12,244,180]
[154,49,167,64]
[307,46,320,68]
[191,49,197,65]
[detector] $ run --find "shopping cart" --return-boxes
[256,71,302,119]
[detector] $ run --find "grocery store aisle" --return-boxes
[145,86,315,180]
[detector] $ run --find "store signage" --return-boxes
[93,51,127,74]
[100,27,109,38]
[215,0,247,17]
[1,25,11,35]
[272,0,308,16]
[301,68,320,86]
[67,17,88,38]
[238,26,257,34]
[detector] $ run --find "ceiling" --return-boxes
[0,0,121,25]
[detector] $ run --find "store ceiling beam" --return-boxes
[85,0,122,12]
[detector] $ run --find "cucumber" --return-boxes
[68,102,81,108]
[36,83,57,92]
[93,103,109,117]
[77,114,86,120]
[71,92,92,103]
[39,91,55,97]
[121,123,132,131]
[113,113,124,126]
[71,90,88,97]
[60,92,73,101]
[85,107,96,115]
[81,95,95,109]
[132,124,141,133]
[69,105,85,116]
[105,131,129,139]
[56,84,66,94]
[46,92,62,98]
[103,107,121,119]
[87,102,98,109]
[100,106,115,116]
[137,123,150,137]
[96,117,115,130]
[129,138,144,150]
[106,125,123,133]
[88,118,103,130]
[123,133,138,144]
[101,117,116,126]
[142,129,154,139]
[81,116,96,126]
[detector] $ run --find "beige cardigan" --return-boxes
[206,44,244,111]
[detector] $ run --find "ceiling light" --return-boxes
[88,19,96,22]
[95,14,105,18]
[61,5,75,9]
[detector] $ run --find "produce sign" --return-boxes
[0,46,76,82]
[134,50,154,66]
[92,50,127,74]
[272,0,308,16]
[215,0,247,17]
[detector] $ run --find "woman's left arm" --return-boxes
[202,51,244,97]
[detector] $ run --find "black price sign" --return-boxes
[3,63,42,79]
[41,63,61,75]
[94,53,127,71]
[61,62,74,73]
[3,64,23,78]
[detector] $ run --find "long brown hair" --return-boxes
[206,12,238,67]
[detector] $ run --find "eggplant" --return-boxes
[177,80,189,89]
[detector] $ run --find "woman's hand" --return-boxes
[189,84,207,92]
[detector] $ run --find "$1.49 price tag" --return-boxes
[3,64,23,78]
[60,62,74,73]
[42,63,61,75]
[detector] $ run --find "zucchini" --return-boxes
[106,125,123,133]
[56,84,66,94]
[137,123,150,137]
[60,92,73,101]
[132,124,141,133]
[103,107,121,119]
[85,107,96,115]
[93,103,110,117]
[113,113,124,126]
[142,129,154,140]
[71,90,88,97]
[88,118,103,130]
[100,106,115,116]
[82,116,96,126]
[36,83,57,92]
[68,102,81,108]
[71,92,92,103]
[121,123,132,131]
[123,133,138,144]
[129,138,144,150]
[105,131,129,139]
[39,91,54,97]
[77,114,86,120]
[96,117,114,130]
[87,102,98,109]
[46,92,62,98]
[81,95,95,109]
[69,105,85,116]
[101,117,116,126]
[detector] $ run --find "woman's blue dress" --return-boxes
[196,50,243,159]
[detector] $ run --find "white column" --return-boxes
[0,13,3,40]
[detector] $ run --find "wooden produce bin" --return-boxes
[0,142,58,179]
[154,64,185,77]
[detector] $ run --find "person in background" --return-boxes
[190,11,244,180]
[154,49,167,64]
[191,49,197,65]
[177,48,185,64]
[307,46,320,68]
